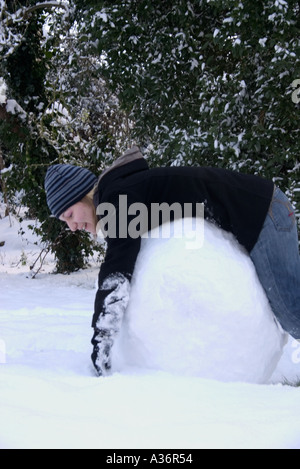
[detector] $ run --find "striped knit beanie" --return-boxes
[45,164,97,218]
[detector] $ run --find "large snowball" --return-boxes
[117,219,287,384]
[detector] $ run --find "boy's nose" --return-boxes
[66,220,77,232]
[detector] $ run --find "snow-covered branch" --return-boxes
[23,2,68,18]
[2,2,68,27]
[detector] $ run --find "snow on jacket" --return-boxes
[91,147,274,375]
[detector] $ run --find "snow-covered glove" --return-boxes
[91,273,131,377]
[91,328,113,377]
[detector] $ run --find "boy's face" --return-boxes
[59,197,96,235]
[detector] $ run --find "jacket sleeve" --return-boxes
[91,220,141,376]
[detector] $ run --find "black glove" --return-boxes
[91,273,131,376]
[91,328,114,377]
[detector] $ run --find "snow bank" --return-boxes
[0,214,51,274]
[118,219,288,384]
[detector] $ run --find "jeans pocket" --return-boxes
[269,188,296,232]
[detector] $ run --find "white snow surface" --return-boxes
[0,212,300,449]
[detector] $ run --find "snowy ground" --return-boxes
[0,210,300,449]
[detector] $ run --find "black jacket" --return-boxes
[91,151,274,374]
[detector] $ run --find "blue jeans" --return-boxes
[250,187,300,339]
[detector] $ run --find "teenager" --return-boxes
[45,147,300,376]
